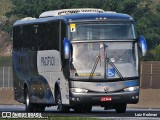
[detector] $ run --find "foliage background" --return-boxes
[1,0,160,61]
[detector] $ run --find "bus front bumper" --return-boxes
[70,91,139,106]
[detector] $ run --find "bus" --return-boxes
[12,8,147,113]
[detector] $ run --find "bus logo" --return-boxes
[104,87,109,92]
[41,56,55,66]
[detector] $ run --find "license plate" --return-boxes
[100,96,112,101]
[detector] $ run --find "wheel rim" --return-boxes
[26,92,30,110]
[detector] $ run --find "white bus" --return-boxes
[12,8,147,113]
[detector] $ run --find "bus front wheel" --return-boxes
[74,106,92,113]
[83,106,92,113]
[115,103,127,113]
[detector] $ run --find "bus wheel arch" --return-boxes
[24,83,29,103]
[24,84,34,112]
[54,82,60,103]
[54,82,70,112]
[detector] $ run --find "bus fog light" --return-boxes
[71,88,88,93]
[77,98,80,101]
[70,97,80,101]
[71,97,76,101]
[124,86,139,92]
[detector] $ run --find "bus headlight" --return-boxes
[71,88,88,93]
[124,86,139,92]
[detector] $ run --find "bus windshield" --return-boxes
[70,42,139,80]
[70,22,136,40]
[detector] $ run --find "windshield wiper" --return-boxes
[89,56,100,80]
[103,43,124,81]
[106,58,125,81]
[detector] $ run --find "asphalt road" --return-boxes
[0,105,160,119]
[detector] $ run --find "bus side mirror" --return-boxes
[63,38,70,59]
[138,36,148,57]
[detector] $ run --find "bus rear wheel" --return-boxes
[25,88,34,112]
[25,88,45,112]
[115,103,127,113]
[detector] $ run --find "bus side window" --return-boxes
[34,25,39,50]
[13,27,19,51]
[37,24,44,50]
[52,22,59,51]
[24,25,29,50]
[48,23,54,50]
[17,27,21,51]
[47,21,59,51]
[60,21,67,56]
[28,25,34,50]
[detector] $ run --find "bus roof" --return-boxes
[39,8,105,17]
[13,11,134,26]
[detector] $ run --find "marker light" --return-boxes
[63,38,70,59]
[124,86,139,92]
[71,88,88,93]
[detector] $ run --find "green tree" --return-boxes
[7,0,145,18]
[0,0,17,37]
[150,45,160,61]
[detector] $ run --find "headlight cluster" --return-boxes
[71,88,88,93]
[124,86,139,92]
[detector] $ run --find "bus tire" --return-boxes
[74,107,83,113]
[115,103,127,113]
[39,106,45,112]
[34,104,45,112]
[24,88,34,112]
[83,106,92,113]
[55,89,70,112]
